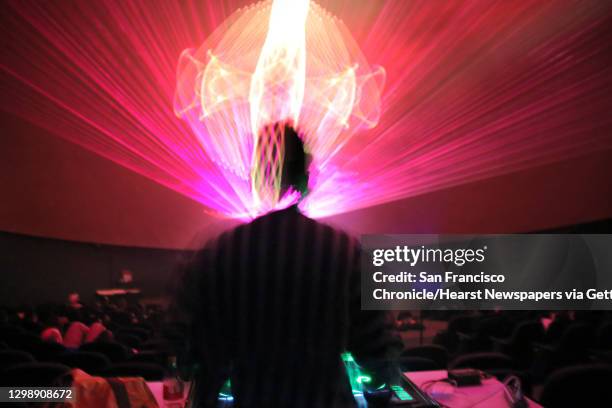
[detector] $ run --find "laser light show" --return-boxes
[174,0,385,218]
[1,0,611,233]
[1,2,612,404]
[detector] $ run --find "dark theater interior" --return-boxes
[1,0,612,407]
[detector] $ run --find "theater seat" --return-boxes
[80,341,129,363]
[116,327,150,342]
[0,350,36,371]
[401,345,448,369]
[32,341,66,361]
[57,351,111,376]
[449,352,514,371]
[4,332,42,351]
[433,315,476,353]
[0,326,25,343]
[139,338,172,352]
[114,333,141,349]
[0,362,71,386]
[491,320,544,369]
[102,362,165,381]
[130,350,169,366]
[456,315,508,353]
[398,356,438,372]
[531,322,595,379]
[540,364,612,407]
[537,323,595,353]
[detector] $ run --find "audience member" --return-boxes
[67,292,84,310]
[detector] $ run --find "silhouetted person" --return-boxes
[67,292,84,310]
[174,123,398,407]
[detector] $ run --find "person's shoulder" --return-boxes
[299,213,360,249]
[213,208,360,248]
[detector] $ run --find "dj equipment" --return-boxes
[364,375,440,407]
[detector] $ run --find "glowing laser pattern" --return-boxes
[1,0,611,221]
[174,0,385,216]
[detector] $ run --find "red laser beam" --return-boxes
[1,0,611,220]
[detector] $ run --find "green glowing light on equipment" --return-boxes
[356,375,372,384]
[391,384,414,401]
[217,353,370,401]
[341,352,366,395]
[341,352,355,363]
[219,378,232,400]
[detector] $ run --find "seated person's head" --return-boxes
[68,292,81,307]
[119,269,133,284]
